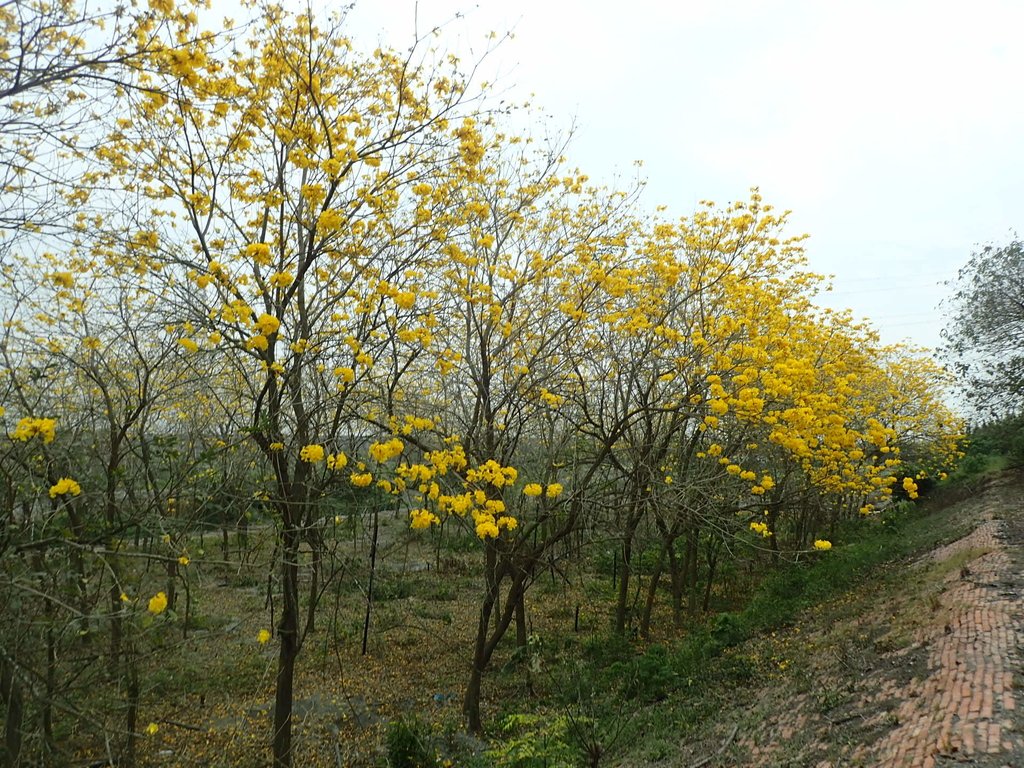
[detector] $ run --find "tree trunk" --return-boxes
[614,512,641,634]
[361,506,379,656]
[702,538,720,613]
[639,541,667,639]
[465,544,498,734]
[272,521,301,768]
[685,525,700,619]
[514,591,527,650]
[1,655,24,768]
[668,541,684,628]
[123,655,140,768]
[165,559,177,613]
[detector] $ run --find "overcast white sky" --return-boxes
[344,0,1024,353]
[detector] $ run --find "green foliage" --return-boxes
[385,716,437,768]
[383,715,491,768]
[951,413,1024,481]
[486,712,579,768]
[609,644,676,702]
[941,237,1024,415]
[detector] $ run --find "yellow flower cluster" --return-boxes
[300,444,325,463]
[813,539,832,551]
[369,438,404,463]
[254,313,281,337]
[326,452,348,470]
[409,508,440,529]
[11,417,56,444]
[400,414,434,433]
[472,506,517,539]
[148,591,168,615]
[269,271,294,288]
[245,242,272,265]
[49,477,82,498]
[425,442,468,475]
[750,521,771,538]
[466,459,517,488]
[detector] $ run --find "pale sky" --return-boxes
[344,0,1024,353]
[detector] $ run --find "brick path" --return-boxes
[867,511,1023,767]
[732,476,1024,767]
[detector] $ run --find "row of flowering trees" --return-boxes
[0,2,962,765]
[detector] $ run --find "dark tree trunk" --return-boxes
[668,540,684,628]
[272,519,301,768]
[361,506,379,656]
[614,511,642,634]
[123,656,140,768]
[702,538,720,613]
[1,655,24,768]
[686,525,700,618]
[514,591,527,650]
[639,541,667,639]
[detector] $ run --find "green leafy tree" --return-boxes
[941,237,1024,415]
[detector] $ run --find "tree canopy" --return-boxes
[941,237,1024,416]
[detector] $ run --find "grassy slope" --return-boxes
[129,470,1013,767]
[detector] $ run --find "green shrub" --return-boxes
[385,716,436,768]
[487,712,578,768]
[610,644,676,702]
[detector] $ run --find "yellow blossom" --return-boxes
[350,472,373,487]
[245,243,272,265]
[368,438,404,463]
[254,314,281,336]
[750,521,770,537]
[257,629,272,644]
[11,417,56,444]
[246,334,269,351]
[813,540,832,551]
[48,477,81,498]
[269,271,294,288]
[148,591,168,615]
[475,519,500,539]
[300,444,325,463]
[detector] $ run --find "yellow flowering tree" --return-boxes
[391,128,643,731]
[88,5,500,762]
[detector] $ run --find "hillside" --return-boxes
[116,472,1024,767]
[668,471,1024,767]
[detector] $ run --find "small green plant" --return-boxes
[487,712,578,768]
[610,644,676,702]
[385,716,437,768]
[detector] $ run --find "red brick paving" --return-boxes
[735,478,1024,767]
[871,512,1022,766]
